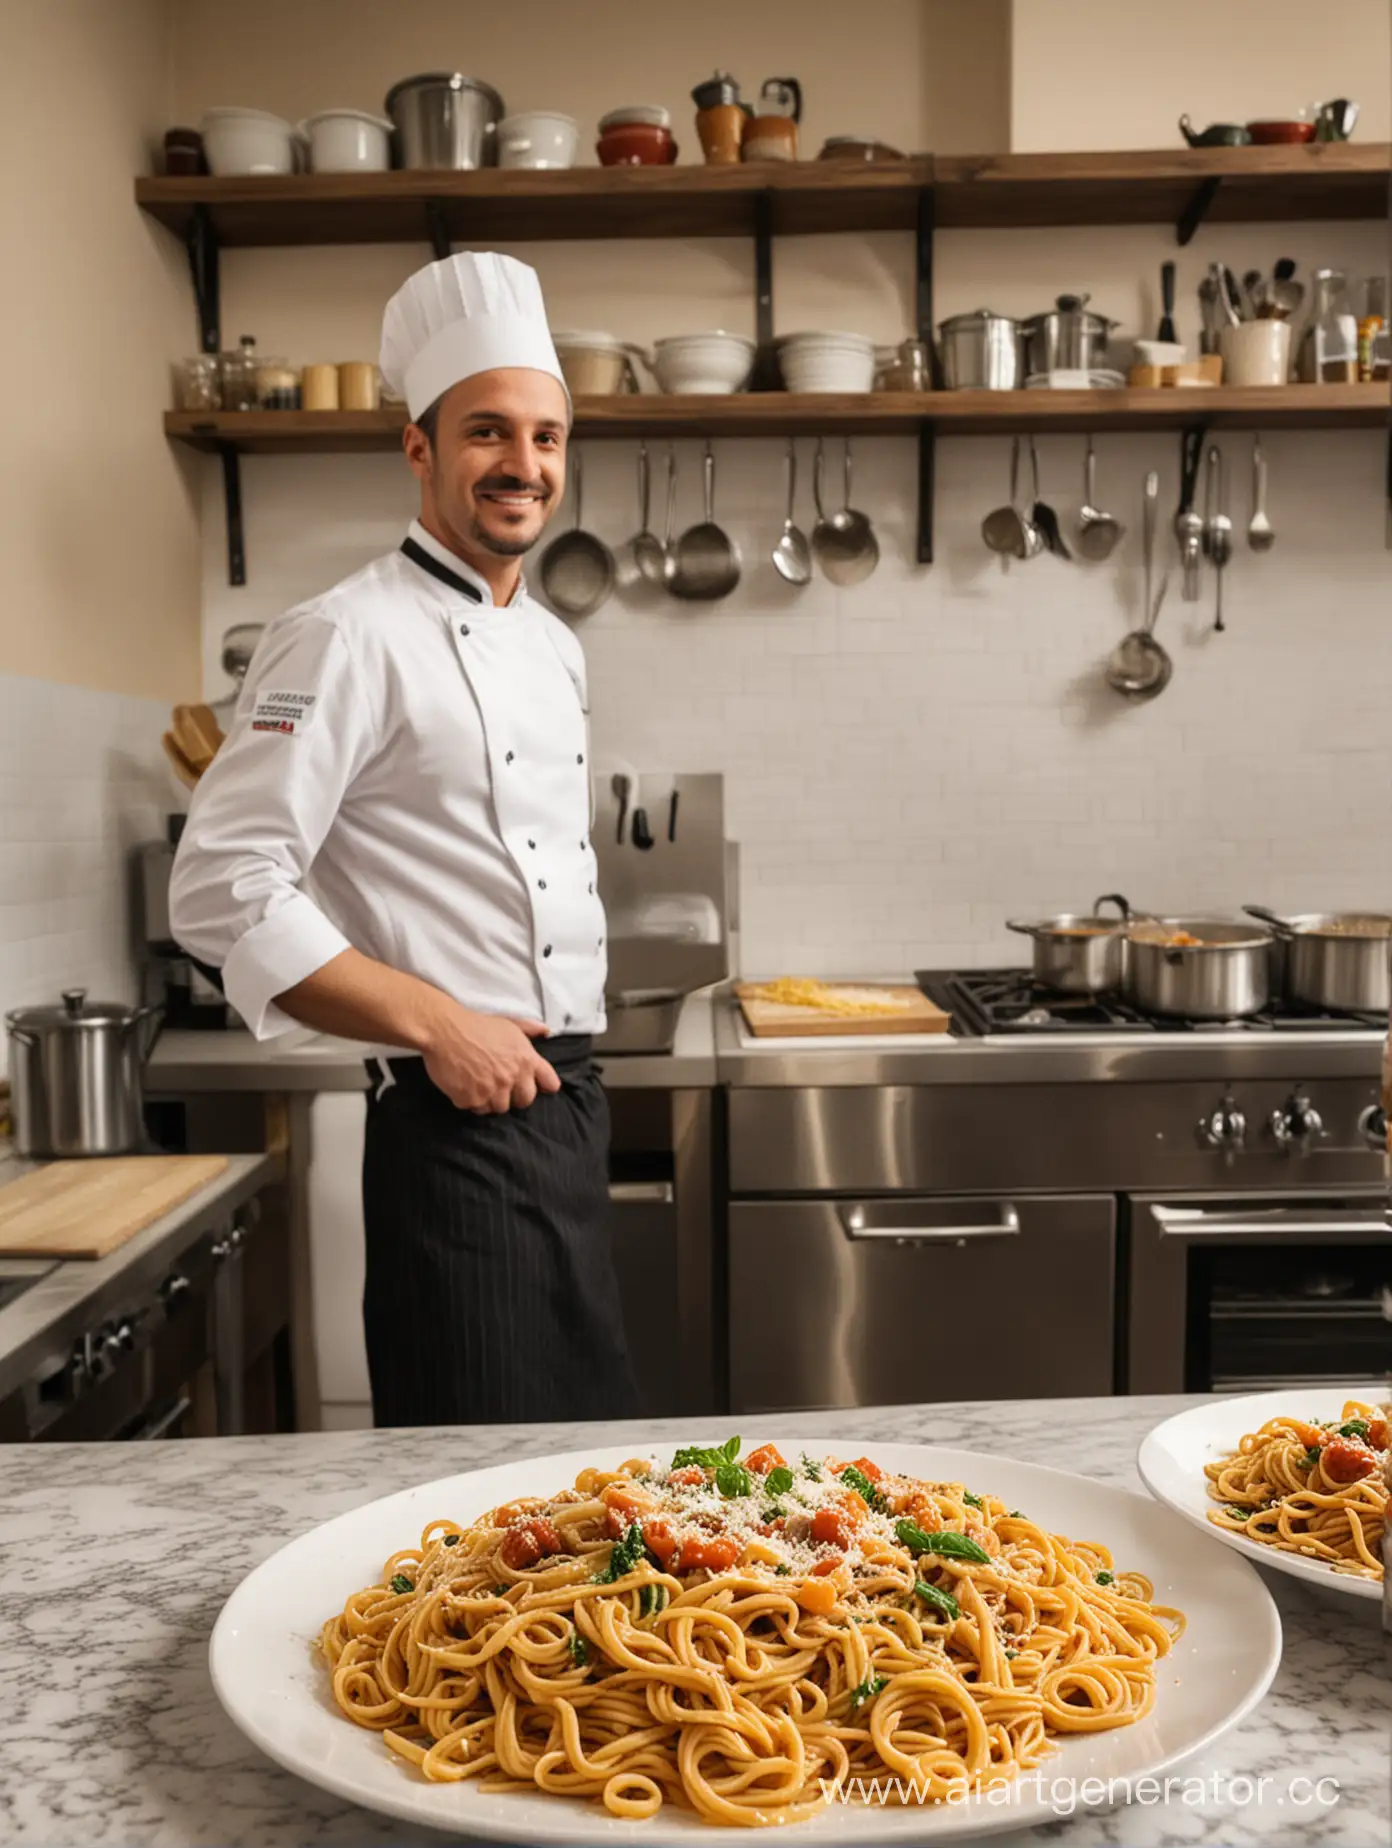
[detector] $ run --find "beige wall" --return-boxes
[0,0,201,701]
[1011,0,1389,150]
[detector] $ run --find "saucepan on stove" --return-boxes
[1243,905,1392,1014]
[1124,918,1273,1020]
[1006,892,1130,993]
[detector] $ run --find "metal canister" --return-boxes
[5,989,162,1156]
[936,309,1023,390]
[384,72,504,170]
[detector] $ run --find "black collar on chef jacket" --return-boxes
[400,536,484,602]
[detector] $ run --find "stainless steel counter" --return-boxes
[148,992,719,1094]
[715,993,1385,1085]
[0,1151,280,1405]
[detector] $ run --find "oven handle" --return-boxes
[838,1203,1021,1243]
[609,1181,675,1205]
[1149,1204,1392,1240]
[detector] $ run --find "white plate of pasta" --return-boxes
[210,1438,1279,1842]
[1138,1388,1387,1602]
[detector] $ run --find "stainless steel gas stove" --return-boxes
[718,969,1390,1412]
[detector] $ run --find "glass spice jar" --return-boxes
[175,355,221,411]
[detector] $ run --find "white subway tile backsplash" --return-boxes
[0,673,168,1062]
[198,427,1392,976]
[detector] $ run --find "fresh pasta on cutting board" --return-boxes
[737,979,951,1037]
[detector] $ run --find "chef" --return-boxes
[170,251,638,1428]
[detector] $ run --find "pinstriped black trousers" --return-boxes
[361,1040,639,1427]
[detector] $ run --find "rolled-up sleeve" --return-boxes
[169,612,375,1039]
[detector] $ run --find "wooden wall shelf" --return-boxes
[135,144,1389,249]
[166,386,1390,453]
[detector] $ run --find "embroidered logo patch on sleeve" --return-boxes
[250,690,318,735]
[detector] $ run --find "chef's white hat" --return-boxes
[379,251,569,420]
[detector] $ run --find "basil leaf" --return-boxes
[774,1563,791,1576]
[962,1491,983,1509]
[840,1465,886,1512]
[913,1579,961,1622]
[1095,1570,1114,1586]
[595,1522,646,1584]
[920,1531,991,1565]
[895,1518,933,1555]
[850,1674,889,1712]
[801,1455,822,1480]
[1005,1648,1019,1660]
[389,1574,413,1595]
[1339,1420,1370,1442]
[716,1462,752,1500]
[568,1628,589,1666]
[1303,1445,1322,1468]
[1224,1505,1250,1520]
[672,1437,741,1471]
[766,1465,795,1497]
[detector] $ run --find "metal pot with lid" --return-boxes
[937,309,1023,390]
[6,988,162,1157]
[1022,294,1119,377]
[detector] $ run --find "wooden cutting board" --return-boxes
[737,983,952,1038]
[0,1155,230,1259]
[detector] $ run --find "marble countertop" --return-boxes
[2,1395,1385,1848]
[147,992,718,1094]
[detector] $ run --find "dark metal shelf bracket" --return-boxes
[915,183,936,563]
[1176,176,1222,246]
[425,199,451,262]
[219,444,246,586]
[187,206,221,353]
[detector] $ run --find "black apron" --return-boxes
[361,1036,639,1427]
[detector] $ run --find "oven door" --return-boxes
[728,1194,1115,1412]
[1127,1191,1391,1393]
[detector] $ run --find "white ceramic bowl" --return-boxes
[498,111,579,170]
[201,107,299,176]
[650,331,755,394]
[777,329,876,392]
[299,109,392,173]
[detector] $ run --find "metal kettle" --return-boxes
[6,988,162,1156]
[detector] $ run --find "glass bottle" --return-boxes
[218,333,259,411]
[1357,276,1387,383]
[1297,271,1358,384]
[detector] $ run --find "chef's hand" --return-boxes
[423,1006,562,1114]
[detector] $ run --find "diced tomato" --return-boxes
[810,1507,855,1550]
[602,1485,655,1539]
[641,1517,679,1566]
[1321,1436,1379,1483]
[850,1457,884,1483]
[1368,1419,1387,1451]
[840,1489,869,1526]
[797,1577,839,1615]
[753,1516,787,1537]
[898,1492,941,1532]
[810,1552,844,1576]
[668,1465,706,1487]
[745,1444,789,1476]
[1289,1421,1326,1450]
[679,1532,740,1572]
[499,1517,562,1570]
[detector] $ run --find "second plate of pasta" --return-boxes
[1137,1387,1386,1602]
[210,1439,1278,1843]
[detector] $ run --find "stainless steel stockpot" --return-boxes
[1124,920,1272,1020]
[6,988,162,1156]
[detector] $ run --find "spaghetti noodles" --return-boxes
[1204,1399,1387,1580]
[320,1441,1184,1826]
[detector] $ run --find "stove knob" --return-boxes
[1358,1104,1388,1153]
[1269,1092,1326,1155]
[1199,1094,1247,1158]
[161,1271,191,1308]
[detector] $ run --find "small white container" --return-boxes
[1220,320,1292,387]
[201,107,299,176]
[649,332,755,394]
[299,109,392,173]
[776,330,876,392]
[498,111,579,170]
[1134,338,1186,368]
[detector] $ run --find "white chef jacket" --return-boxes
[169,521,607,1049]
